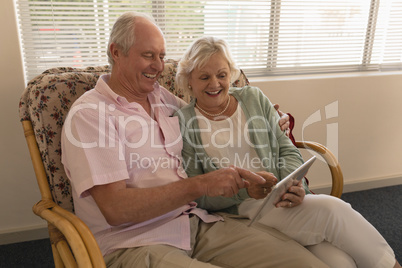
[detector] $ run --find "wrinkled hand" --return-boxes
[247,171,278,199]
[274,104,290,136]
[202,167,266,197]
[276,180,305,208]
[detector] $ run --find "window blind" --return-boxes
[16,0,402,81]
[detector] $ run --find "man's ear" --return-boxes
[109,43,121,62]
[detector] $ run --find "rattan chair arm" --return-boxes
[52,206,106,268]
[50,242,64,268]
[23,118,106,267]
[295,141,344,198]
[22,120,53,201]
[55,240,78,268]
[33,201,92,267]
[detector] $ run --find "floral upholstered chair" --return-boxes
[19,59,251,267]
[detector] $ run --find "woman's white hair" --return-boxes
[176,36,241,93]
[107,11,158,67]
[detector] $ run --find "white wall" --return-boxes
[1,0,401,244]
[251,73,402,193]
[0,0,48,244]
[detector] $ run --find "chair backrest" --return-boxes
[19,60,249,212]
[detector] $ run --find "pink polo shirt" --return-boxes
[61,74,221,256]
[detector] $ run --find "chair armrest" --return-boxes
[52,205,105,267]
[33,200,92,267]
[33,200,106,268]
[23,119,106,267]
[295,141,344,198]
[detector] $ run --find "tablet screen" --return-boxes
[248,156,316,227]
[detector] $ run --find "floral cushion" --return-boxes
[19,60,249,212]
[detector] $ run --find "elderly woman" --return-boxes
[175,36,400,268]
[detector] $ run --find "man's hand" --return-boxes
[201,167,266,197]
[274,104,290,136]
[247,171,278,199]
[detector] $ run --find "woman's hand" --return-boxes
[275,180,305,208]
[247,171,278,199]
[274,104,290,136]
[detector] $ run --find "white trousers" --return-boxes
[239,194,396,268]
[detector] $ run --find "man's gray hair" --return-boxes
[176,36,240,93]
[107,11,158,67]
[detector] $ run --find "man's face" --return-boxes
[117,18,166,96]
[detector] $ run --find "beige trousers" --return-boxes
[105,213,328,268]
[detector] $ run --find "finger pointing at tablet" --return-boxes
[234,166,266,186]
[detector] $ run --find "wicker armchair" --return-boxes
[19,60,343,267]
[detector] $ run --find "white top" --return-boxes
[195,103,266,173]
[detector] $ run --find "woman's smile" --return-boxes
[205,89,223,96]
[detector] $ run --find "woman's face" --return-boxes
[189,53,231,112]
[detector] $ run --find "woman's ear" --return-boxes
[187,83,195,97]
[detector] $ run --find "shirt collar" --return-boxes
[96,74,162,109]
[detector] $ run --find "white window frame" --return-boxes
[15,0,402,81]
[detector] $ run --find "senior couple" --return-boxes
[61,11,400,268]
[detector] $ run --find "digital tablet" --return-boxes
[248,156,316,227]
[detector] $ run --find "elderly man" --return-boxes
[61,11,328,267]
